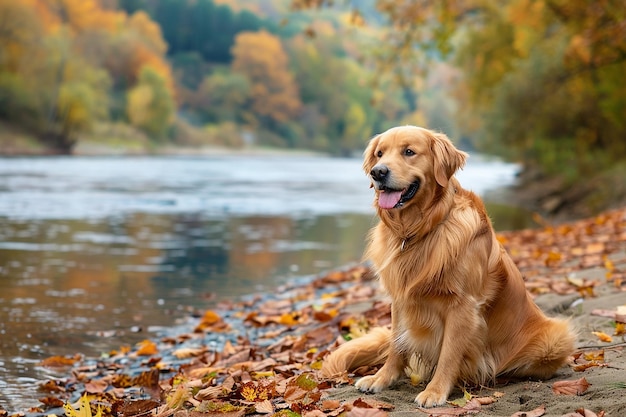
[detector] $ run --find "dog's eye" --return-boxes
[404,149,415,156]
[376,150,383,157]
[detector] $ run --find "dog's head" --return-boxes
[363,126,468,210]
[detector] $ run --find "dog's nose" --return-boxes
[370,165,389,182]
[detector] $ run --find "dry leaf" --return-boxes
[582,350,604,362]
[572,361,607,372]
[552,377,591,395]
[135,340,158,356]
[254,399,273,414]
[172,347,206,359]
[40,354,80,368]
[84,379,108,394]
[347,408,388,417]
[591,331,613,343]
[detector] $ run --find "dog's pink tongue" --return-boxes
[378,190,402,209]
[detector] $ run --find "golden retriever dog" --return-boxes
[321,125,575,407]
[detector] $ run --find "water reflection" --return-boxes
[0,211,374,411]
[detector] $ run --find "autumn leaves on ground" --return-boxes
[7,208,626,417]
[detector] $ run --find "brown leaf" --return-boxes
[347,408,388,417]
[321,400,341,411]
[572,361,607,372]
[39,354,80,368]
[352,398,394,410]
[510,404,545,417]
[112,399,160,417]
[552,377,591,395]
[38,396,65,408]
[84,379,108,393]
[254,399,273,414]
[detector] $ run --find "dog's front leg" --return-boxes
[355,305,404,393]
[355,344,404,393]
[415,301,475,407]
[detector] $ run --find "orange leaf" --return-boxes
[583,350,604,362]
[592,331,613,343]
[135,339,158,356]
[572,361,608,372]
[39,354,80,368]
[279,312,299,326]
[552,377,591,395]
[614,322,626,336]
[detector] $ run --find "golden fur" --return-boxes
[321,126,575,407]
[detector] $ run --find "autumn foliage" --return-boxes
[0,0,176,151]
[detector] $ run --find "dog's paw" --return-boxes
[415,387,448,408]
[355,374,390,393]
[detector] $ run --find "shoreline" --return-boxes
[3,207,625,417]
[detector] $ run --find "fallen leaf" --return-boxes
[84,379,108,394]
[552,377,591,395]
[591,331,613,343]
[347,408,388,417]
[582,350,604,362]
[38,396,65,408]
[572,361,607,372]
[64,394,103,417]
[111,399,160,417]
[254,399,273,414]
[352,398,394,410]
[417,398,483,416]
[172,347,206,359]
[40,355,80,368]
[135,340,158,356]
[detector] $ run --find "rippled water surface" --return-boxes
[0,154,522,411]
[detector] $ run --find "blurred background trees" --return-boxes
[1,0,624,185]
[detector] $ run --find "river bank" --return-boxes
[3,206,625,417]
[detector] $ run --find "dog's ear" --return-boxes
[362,135,380,175]
[431,132,468,187]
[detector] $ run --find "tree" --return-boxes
[231,30,302,127]
[195,71,251,123]
[292,0,626,175]
[127,65,175,139]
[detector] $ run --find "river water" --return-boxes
[0,154,527,411]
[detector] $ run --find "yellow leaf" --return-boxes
[583,350,604,362]
[64,394,102,417]
[545,251,562,266]
[592,331,613,343]
[614,322,626,336]
[279,312,299,326]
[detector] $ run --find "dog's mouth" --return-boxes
[377,180,421,209]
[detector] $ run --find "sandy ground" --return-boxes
[323,261,626,417]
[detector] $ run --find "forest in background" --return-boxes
[0,0,428,156]
[1,0,625,184]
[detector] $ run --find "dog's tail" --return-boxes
[321,327,391,377]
